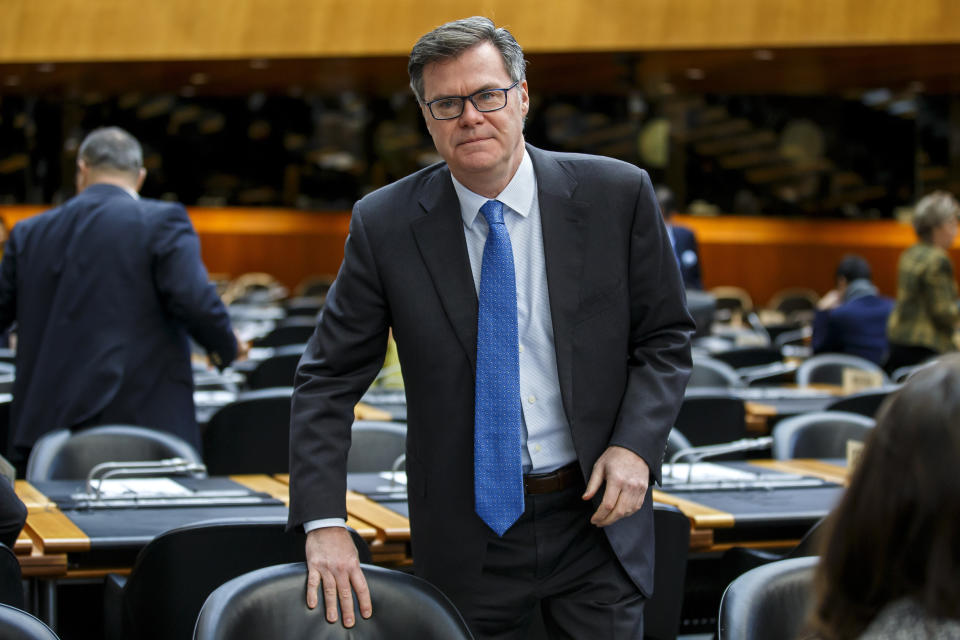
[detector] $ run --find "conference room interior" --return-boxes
[2,2,960,638]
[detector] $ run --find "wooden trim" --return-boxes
[345,491,409,541]
[652,490,735,529]
[751,459,849,485]
[4,0,960,62]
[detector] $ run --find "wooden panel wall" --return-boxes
[3,0,960,62]
[3,205,959,306]
[674,214,960,307]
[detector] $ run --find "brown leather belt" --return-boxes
[523,462,581,495]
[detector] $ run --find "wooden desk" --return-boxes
[653,459,847,553]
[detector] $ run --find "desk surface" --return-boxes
[16,474,409,578]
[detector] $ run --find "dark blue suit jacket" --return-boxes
[0,184,236,454]
[671,224,702,289]
[812,295,895,365]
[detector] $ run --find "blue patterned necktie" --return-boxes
[474,199,524,536]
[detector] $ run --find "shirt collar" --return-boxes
[451,149,535,228]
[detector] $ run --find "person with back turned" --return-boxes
[0,126,238,468]
[287,17,693,638]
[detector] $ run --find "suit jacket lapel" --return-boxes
[528,145,588,416]
[411,169,479,370]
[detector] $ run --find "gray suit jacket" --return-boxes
[288,144,693,602]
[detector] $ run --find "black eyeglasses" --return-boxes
[424,81,520,120]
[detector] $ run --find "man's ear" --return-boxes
[135,168,147,192]
[75,160,89,192]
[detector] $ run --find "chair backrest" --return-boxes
[689,357,744,388]
[772,411,875,459]
[645,505,691,640]
[245,345,306,389]
[116,520,369,640]
[194,562,474,640]
[796,353,889,387]
[664,429,693,462]
[710,346,782,370]
[674,390,747,451]
[767,288,820,315]
[282,297,324,318]
[0,543,23,610]
[823,388,894,418]
[710,286,753,315]
[718,556,817,640]
[348,421,407,473]
[202,387,293,475]
[252,323,316,348]
[26,425,204,482]
[0,603,60,640]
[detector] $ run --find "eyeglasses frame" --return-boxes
[424,81,521,121]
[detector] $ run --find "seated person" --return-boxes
[812,255,894,365]
[806,353,960,639]
[0,476,26,549]
[656,185,703,290]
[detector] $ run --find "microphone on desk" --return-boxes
[85,458,208,499]
[669,437,774,483]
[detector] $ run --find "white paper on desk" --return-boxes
[377,471,407,485]
[92,478,193,498]
[662,463,758,483]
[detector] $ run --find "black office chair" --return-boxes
[202,388,293,475]
[795,353,889,387]
[0,603,60,640]
[717,517,825,586]
[689,357,744,388]
[282,297,324,318]
[823,387,894,418]
[244,344,306,389]
[673,390,748,455]
[251,320,316,348]
[348,421,407,473]
[771,411,875,459]
[26,425,204,482]
[717,556,817,640]
[710,346,782,370]
[0,543,24,610]
[194,562,474,640]
[103,520,371,640]
[645,505,691,640]
[664,429,693,461]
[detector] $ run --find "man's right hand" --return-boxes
[305,527,372,627]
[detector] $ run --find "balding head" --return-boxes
[76,127,146,193]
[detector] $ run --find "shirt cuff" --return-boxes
[303,518,347,533]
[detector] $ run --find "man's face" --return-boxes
[420,42,528,194]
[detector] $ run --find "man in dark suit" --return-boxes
[655,184,703,290]
[288,17,693,638]
[813,254,894,365]
[0,127,237,465]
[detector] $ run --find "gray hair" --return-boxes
[408,16,527,104]
[78,126,143,176]
[913,191,960,242]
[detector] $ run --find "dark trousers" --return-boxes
[455,482,645,640]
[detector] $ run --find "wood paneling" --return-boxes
[4,205,959,309]
[3,0,960,63]
[672,214,960,306]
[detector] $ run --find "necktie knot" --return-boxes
[480,199,505,227]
